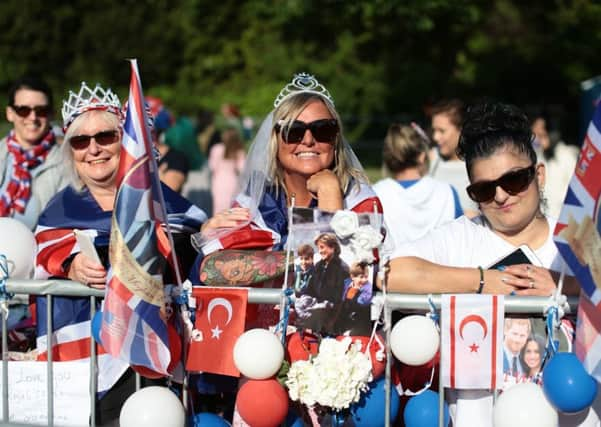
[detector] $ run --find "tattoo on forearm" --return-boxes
[199,250,292,286]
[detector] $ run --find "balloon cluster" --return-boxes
[233,328,288,427]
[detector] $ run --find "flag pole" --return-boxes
[129,59,191,408]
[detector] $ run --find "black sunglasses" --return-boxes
[11,104,51,118]
[274,119,339,144]
[69,130,120,150]
[466,165,536,203]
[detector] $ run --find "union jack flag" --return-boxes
[554,99,601,381]
[100,60,174,375]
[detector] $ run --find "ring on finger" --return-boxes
[529,279,535,289]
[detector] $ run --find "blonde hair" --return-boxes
[62,110,122,191]
[382,124,430,174]
[266,93,367,198]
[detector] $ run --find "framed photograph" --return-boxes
[288,208,383,336]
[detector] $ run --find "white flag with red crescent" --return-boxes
[441,294,504,389]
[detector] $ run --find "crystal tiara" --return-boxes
[62,82,122,129]
[273,73,334,108]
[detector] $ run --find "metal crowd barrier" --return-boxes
[0,279,579,427]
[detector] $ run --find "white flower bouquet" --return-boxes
[286,336,373,411]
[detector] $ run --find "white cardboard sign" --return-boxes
[0,361,91,426]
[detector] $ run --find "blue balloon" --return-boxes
[543,352,598,413]
[285,409,303,427]
[404,390,450,427]
[190,412,230,426]
[351,377,400,426]
[91,311,103,346]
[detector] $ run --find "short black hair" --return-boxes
[457,101,536,178]
[7,76,53,108]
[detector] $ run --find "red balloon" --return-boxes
[236,379,289,427]
[337,335,387,379]
[132,321,182,379]
[286,331,319,363]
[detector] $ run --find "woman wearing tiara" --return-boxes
[33,81,206,425]
[188,73,382,425]
[191,72,382,283]
[373,123,463,249]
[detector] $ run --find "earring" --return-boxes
[539,187,548,216]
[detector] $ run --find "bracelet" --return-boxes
[477,266,485,294]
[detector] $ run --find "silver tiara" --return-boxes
[273,73,334,108]
[62,82,122,129]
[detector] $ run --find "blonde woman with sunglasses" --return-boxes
[385,101,579,297]
[0,76,67,229]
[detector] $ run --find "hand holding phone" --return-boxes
[74,230,102,265]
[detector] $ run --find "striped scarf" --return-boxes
[0,130,56,216]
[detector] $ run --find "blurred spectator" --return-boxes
[429,99,479,217]
[208,127,246,213]
[165,115,205,170]
[0,75,67,229]
[196,108,220,156]
[530,114,579,218]
[146,96,190,193]
[374,123,462,249]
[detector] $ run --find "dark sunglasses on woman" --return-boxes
[11,104,51,118]
[69,130,120,150]
[466,165,536,203]
[275,119,339,144]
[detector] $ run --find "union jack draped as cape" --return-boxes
[189,180,382,284]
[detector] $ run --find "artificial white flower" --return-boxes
[351,225,383,251]
[330,210,359,239]
[286,337,373,411]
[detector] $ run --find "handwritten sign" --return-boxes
[0,361,90,426]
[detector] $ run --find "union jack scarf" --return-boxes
[0,130,56,216]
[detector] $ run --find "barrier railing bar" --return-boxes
[1,280,580,427]
[4,280,579,315]
[90,296,97,427]
[2,305,8,422]
[46,294,53,427]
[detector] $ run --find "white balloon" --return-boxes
[120,386,185,427]
[494,382,558,427]
[0,218,36,279]
[390,315,439,366]
[233,328,284,379]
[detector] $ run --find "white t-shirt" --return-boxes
[391,215,566,272]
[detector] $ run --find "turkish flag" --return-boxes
[441,294,504,389]
[186,287,248,377]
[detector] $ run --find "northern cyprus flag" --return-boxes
[441,294,504,389]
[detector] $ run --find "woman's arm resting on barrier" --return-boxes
[382,256,518,294]
[199,250,293,286]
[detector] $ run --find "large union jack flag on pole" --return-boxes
[100,60,174,374]
[554,99,601,380]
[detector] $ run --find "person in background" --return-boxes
[146,96,190,193]
[165,114,205,170]
[531,113,579,218]
[429,99,479,217]
[374,123,462,249]
[0,76,67,229]
[208,127,246,213]
[197,108,221,156]
[520,334,545,380]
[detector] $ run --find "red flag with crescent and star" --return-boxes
[441,294,504,389]
[186,287,248,377]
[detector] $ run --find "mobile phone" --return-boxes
[74,229,102,265]
[487,244,542,270]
